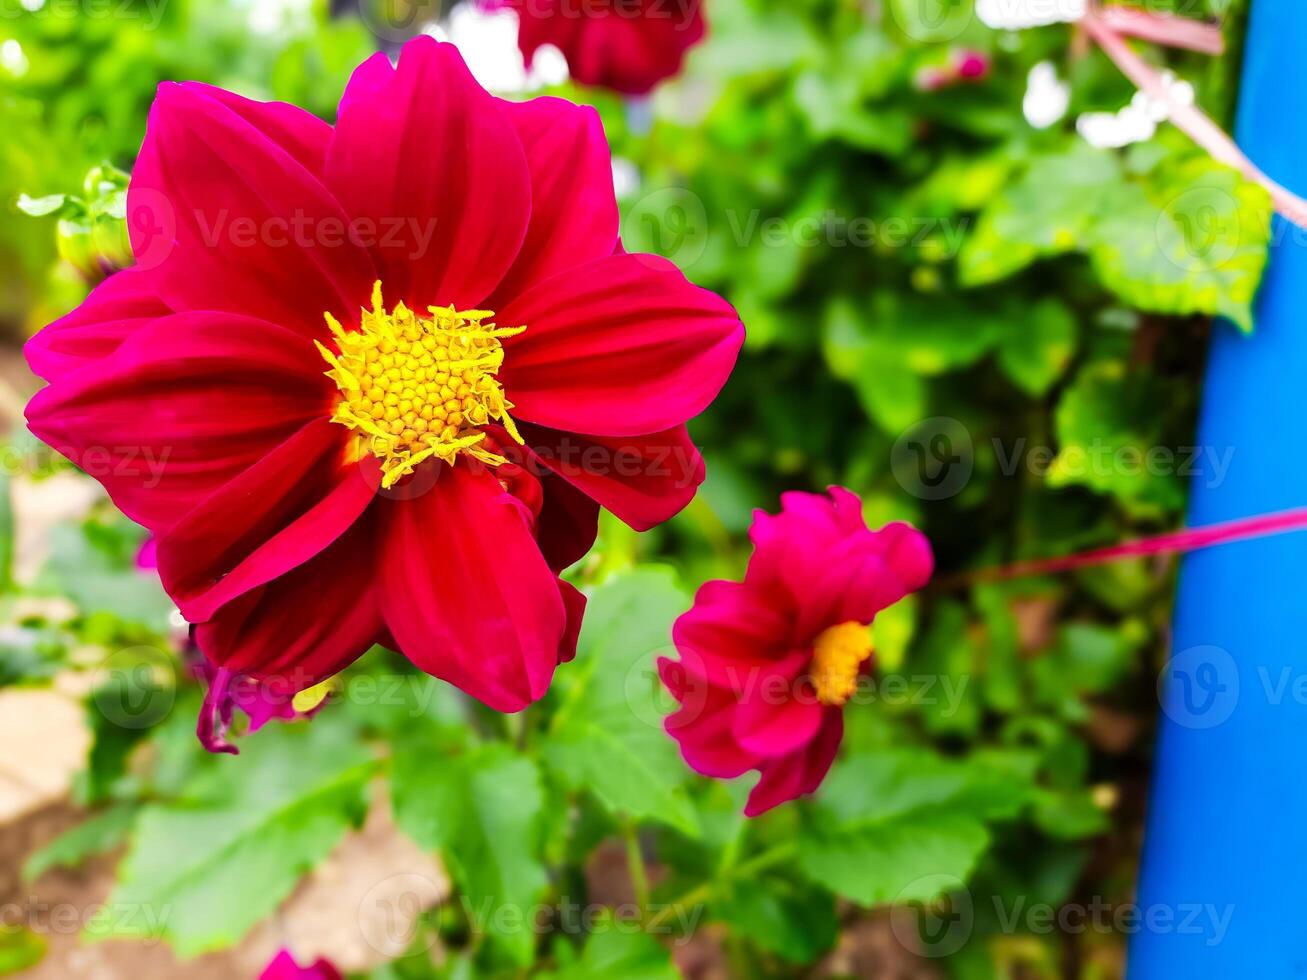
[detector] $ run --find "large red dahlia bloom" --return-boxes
[486,0,706,95]
[659,489,932,816]
[26,37,742,723]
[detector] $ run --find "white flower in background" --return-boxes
[1,39,29,78]
[977,0,1087,31]
[241,0,312,36]
[1077,70,1195,148]
[1022,61,1070,128]
[427,5,568,94]
[611,157,642,199]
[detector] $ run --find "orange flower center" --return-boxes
[810,621,874,706]
[317,282,525,487]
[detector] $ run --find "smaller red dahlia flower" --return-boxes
[259,949,341,980]
[484,0,706,95]
[659,488,933,816]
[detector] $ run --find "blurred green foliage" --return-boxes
[0,0,1272,977]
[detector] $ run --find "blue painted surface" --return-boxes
[1128,0,1307,973]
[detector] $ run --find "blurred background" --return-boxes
[0,0,1264,977]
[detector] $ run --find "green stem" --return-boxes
[622,821,651,912]
[645,841,797,931]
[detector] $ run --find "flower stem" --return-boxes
[645,841,797,932]
[622,821,651,912]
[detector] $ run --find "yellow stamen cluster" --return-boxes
[810,621,874,707]
[317,282,525,488]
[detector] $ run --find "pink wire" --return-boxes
[948,506,1307,586]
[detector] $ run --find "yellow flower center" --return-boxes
[316,282,525,488]
[810,621,874,707]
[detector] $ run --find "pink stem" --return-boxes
[1083,12,1307,230]
[1095,6,1225,55]
[944,506,1307,587]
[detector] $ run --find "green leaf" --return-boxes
[798,811,989,907]
[715,876,837,964]
[871,594,917,672]
[39,522,174,631]
[1030,788,1111,840]
[795,747,1032,906]
[1089,159,1271,332]
[0,927,45,975]
[538,919,679,980]
[15,192,68,217]
[996,299,1077,396]
[541,569,699,837]
[960,145,1120,286]
[0,626,64,688]
[102,717,374,957]
[23,803,138,882]
[392,743,547,966]
[1048,362,1185,512]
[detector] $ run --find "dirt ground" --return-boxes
[2,795,447,978]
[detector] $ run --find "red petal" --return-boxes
[158,419,377,623]
[730,650,822,757]
[557,578,587,664]
[179,81,331,177]
[25,312,327,530]
[337,52,396,116]
[520,422,704,532]
[499,253,743,437]
[128,82,376,333]
[672,579,793,691]
[25,268,170,382]
[196,519,382,686]
[488,96,618,304]
[659,658,757,779]
[536,462,600,571]
[377,463,567,712]
[481,435,598,572]
[744,712,843,817]
[505,0,706,96]
[324,37,530,309]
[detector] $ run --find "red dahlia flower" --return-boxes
[25,37,742,727]
[259,949,341,980]
[484,0,706,95]
[659,489,933,815]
